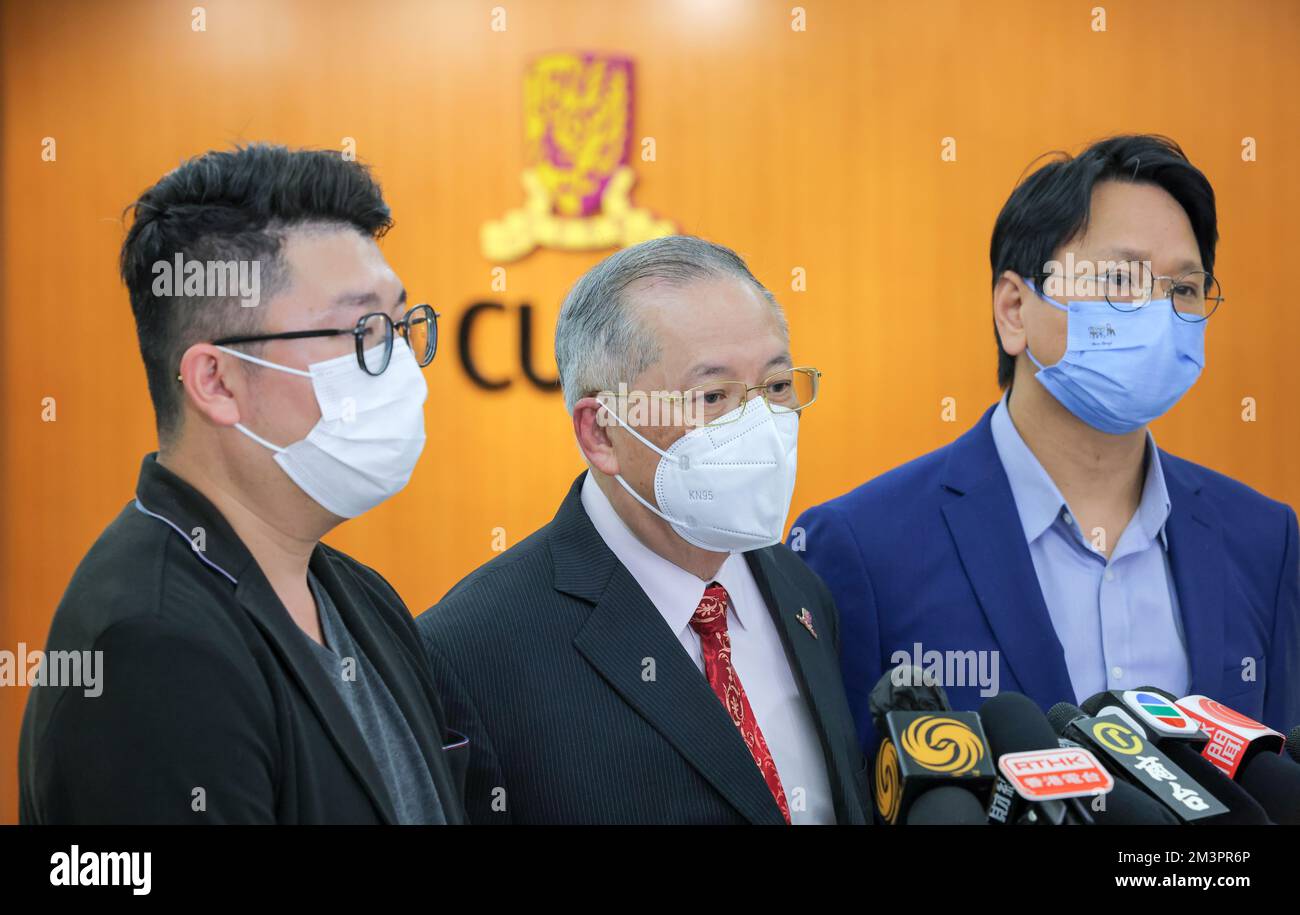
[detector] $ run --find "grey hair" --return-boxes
[554,235,787,413]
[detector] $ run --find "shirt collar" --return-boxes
[989,392,1172,550]
[579,472,754,635]
[1134,439,1173,550]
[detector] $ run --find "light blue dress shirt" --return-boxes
[989,393,1190,703]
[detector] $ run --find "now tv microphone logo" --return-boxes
[1175,694,1286,779]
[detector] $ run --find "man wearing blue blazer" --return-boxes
[792,135,1299,751]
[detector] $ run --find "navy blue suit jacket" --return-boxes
[790,403,1300,751]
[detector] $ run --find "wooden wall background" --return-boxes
[3,0,1298,822]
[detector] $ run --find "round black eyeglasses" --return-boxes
[213,304,439,376]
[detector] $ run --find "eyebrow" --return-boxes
[1094,248,1202,276]
[332,288,408,311]
[685,351,792,382]
[1167,259,1204,277]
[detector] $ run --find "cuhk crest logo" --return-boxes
[481,52,675,262]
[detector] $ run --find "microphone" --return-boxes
[1160,742,1271,825]
[1171,694,1285,779]
[1235,750,1300,825]
[868,664,950,732]
[1080,688,1208,750]
[1285,726,1300,765]
[1092,778,1181,825]
[1047,701,1228,823]
[981,692,1110,826]
[1079,690,1268,825]
[906,785,990,825]
[870,667,994,824]
[1160,694,1300,825]
[1050,735,1178,822]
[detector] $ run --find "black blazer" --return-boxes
[19,454,466,824]
[417,472,871,824]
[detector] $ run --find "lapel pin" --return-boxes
[795,608,817,639]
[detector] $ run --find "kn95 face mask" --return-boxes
[598,397,799,553]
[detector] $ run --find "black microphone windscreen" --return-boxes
[868,666,952,733]
[1078,687,1178,718]
[1047,701,1087,737]
[1079,692,1110,717]
[1081,686,1183,719]
[905,786,989,825]
[1093,778,1180,825]
[1237,750,1300,826]
[1161,741,1270,825]
[1135,685,1177,698]
[980,692,1060,757]
[1286,726,1300,764]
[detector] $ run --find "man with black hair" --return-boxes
[793,135,1298,750]
[19,144,465,824]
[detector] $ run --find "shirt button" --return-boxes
[1112,666,1124,679]
[1063,512,1074,526]
[1104,570,1115,582]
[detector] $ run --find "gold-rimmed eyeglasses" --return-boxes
[598,366,822,428]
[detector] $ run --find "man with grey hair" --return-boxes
[417,235,869,824]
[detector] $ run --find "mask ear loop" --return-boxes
[216,345,313,377]
[216,345,312,452]
[594,400,689,526]
[233,422,287,453]
[1022,278,1069,370]
[595,399,683,465]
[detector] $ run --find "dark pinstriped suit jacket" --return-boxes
[416,472,872,824]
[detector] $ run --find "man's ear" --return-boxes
[572,395,620,477]
[993,270,1030,358]
[177,343,243,428]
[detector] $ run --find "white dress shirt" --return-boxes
[580,472,834,824]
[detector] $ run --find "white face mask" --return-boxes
[219,339,428,518]
[598,397,799,553]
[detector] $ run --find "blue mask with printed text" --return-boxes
[1024,280,1205,435]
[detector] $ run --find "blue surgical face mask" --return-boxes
[1023,279,1206,435]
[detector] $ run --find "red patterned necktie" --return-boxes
[689,582,791,824]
